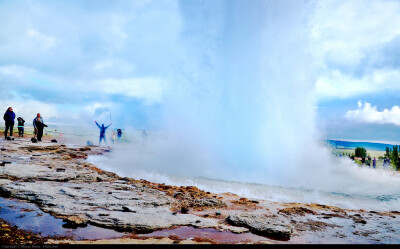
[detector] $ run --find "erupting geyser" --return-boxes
[162,0,322,185]
[91,0,400,211]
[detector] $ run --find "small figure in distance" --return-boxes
[33,113,48,142]
[3,107,15,139]
[17,117,25,137]
[117,128,122,142]
[95,120,111,146]
[111,130,116,144]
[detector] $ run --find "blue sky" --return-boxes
[1,0,400,142]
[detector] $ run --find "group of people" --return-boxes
[383,158,391,167]
[3,107,47,141]
[95,120,122,146]
[348,154,377,168]
[4,106,123,145]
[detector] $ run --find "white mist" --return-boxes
[87,0,400,211]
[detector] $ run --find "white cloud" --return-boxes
[0,99,59,123]
[0,0,180,107]
[92,60,135,76]
[0,65,37,78]
[92,78,164,104]
[26,28,56,49]
[345,101,400,126]
[312,0,400,99]
[312,0,400,64]
[315,69,400,99]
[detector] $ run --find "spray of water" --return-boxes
[87,0,400,210]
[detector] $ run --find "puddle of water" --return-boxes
[0,197,127,240]
[136,226,271,244]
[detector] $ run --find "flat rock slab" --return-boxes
[227,213,293,240]
[0,180,242,233]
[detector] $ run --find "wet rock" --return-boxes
[232,197,260,206]
[0,180,244,234]
[61,215,88,227]
[181,207,189,214]
[173,192,184,198]
[319,212,347,219]
[293,219,340,233]
[278,207,317,216]
[226,213,293,240]
[122,206,137,213]
[353,230,375,237]
[350,214,367,224]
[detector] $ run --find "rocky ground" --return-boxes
[1,137,400,244]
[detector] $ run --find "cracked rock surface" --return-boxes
[1,138,400,244]
[0,139,244,234]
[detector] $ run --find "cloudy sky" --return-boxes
[1,0,400,143]
[312,0,400,143]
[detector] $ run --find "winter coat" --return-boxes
[3,111,15,124]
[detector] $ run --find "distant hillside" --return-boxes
[325,139,397,151]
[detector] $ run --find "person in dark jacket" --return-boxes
[17,117,25,137]
[3,107,15,139]
[95,120,112,145]
[117,129,122,141]
[33,113,47,142]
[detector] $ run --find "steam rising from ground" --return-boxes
[88,0,400,210]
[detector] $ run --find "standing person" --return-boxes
[111,130,116,144]
[373,157,377,169]
[17,117,25,137]
[33,113,47,142]
[117,129,122,142]
[3,107,15,139]
[95,120,111,146]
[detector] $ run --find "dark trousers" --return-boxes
[18,127,24,137]
[4,122,14,138]
[99,135,107,145]
[37,128,44,141]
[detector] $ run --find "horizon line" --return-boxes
[325,138,400,146]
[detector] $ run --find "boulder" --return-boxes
[226,213,293,240]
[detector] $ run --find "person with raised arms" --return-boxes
[95,120,112,146]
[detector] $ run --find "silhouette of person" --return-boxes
[95,120,111,145]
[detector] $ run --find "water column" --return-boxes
[162,0,319,185]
